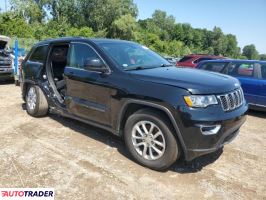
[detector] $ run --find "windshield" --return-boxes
[0,41,8,50]
[0,36,10,50]
[97,42,170,70]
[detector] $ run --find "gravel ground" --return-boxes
[0,83,265,200]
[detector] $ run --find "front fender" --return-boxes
[117,99,188,159]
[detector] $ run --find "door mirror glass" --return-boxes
[84,58,107,73]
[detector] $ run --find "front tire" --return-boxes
[124,109,180,171]
[26,85,48,117]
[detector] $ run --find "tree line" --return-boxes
[0,0,265,60]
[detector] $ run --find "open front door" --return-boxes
[64,42,112,126]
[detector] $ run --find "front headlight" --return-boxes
[184,95,218,108]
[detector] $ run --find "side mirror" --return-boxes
[84,58,108,73]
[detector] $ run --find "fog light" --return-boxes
[199,125,221,135]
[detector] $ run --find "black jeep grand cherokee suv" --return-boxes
[21,38,248,170]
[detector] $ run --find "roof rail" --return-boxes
[189,54,217,56]
[42,36,84,42]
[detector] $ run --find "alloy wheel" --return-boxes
[131,120,166,160]
[27,87,37,110]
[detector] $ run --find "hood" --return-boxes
[129,67,240,94]
[0,35,10,49]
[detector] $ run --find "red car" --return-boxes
[176,54,224,68]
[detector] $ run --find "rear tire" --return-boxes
[124,109,180,171]
[15,80,20,86]
[26,85,48,117]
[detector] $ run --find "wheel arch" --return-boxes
[117,100,187,158]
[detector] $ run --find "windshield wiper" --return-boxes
[161,63,173,67]
[124,64,172,71]
[124,66,158,71]
[124,66,145,71]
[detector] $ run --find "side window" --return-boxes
[194,58,213,64]
[68,43,100,69]
[29,45,48,64]
[261,65,266,80]
[201,62,226,72]
[228,63,254,77]
[237,63,254,77]
[179,56,193,62]
[226,64,236,75]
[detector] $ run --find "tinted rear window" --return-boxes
[29,45,48,64]
[179,56,193,62]
[200,62,227,72]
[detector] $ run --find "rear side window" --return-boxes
[261,65,266,80]
[29,45,48,64]
[68,43,100,69]
[179,56,193,62]
[228,63,254,77]
[200,62,226,72]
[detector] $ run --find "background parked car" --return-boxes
[176,54,224,68]
[0,35,13,82]
[164,56,179,65]
[196,60,266,111]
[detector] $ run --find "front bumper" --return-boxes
[175,103,248,161]
[186,115,246,160]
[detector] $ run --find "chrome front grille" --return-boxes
[0,60,12,66]
[217,88,244,111]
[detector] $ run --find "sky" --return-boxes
[133,0,266,54]
[0,0,265,53]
